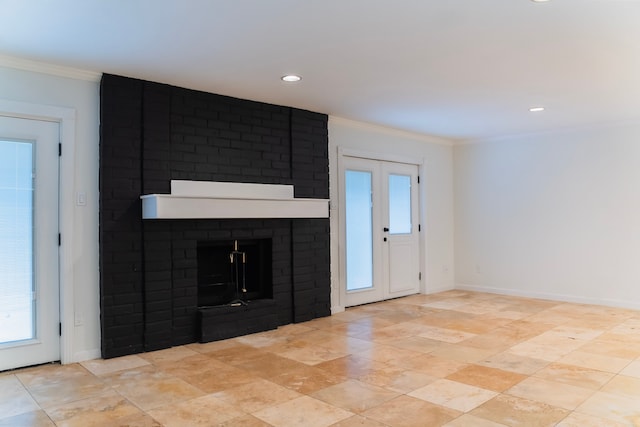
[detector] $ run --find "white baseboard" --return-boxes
[425,284,456,295]
[456,283,640,311]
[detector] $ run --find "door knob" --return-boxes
[383,227,389,232]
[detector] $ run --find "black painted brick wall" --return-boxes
[99,74,330,358]
[99,75,145,358]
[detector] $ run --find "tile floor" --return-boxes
[2,290,640,426]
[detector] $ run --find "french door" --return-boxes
[0,115,60,371]
[341,156,420,307]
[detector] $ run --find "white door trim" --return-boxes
[335,147,425,311]
[0,99,76,365]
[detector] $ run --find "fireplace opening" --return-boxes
[197,239,273,307]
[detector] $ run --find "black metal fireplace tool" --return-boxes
[229,240,248,306]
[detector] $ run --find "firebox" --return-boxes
[196,239,273,307]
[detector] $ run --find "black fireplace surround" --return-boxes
[99,74,330,359]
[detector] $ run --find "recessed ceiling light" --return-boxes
[529,107,545,112]
[531,0,550,2]
[281,75,301,82]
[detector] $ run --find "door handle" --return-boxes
[383,227,389,232]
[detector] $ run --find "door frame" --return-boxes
[0,99,76,365]
[336,147,426,310]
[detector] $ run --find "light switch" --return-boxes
[76,192,87,206]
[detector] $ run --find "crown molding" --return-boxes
[0,54,101,82]
[329,115,456,147]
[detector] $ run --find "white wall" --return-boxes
[329,117,456,311]
[454,122,640,309]
[0,64,101,361]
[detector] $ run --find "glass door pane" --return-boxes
[345,170,373,291]
[388,174,412,234]
[0,140,35,344]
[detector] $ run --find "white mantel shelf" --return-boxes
[140,181,329,219]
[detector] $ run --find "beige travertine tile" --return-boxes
[446,364,526,392]
[253,395,353,427]
[147,394,245,426]
[346,315,397,329]
[576,391,640,425]
[234,352,309,378]
[80,355,150,376]
[328,415,388,426]
[7,291,640,427]
[422,299,469,310]
[547,325,604,341]
[383,335,442,353]
[509,338,582,362]
[0,410,55,427]
[366,321,430,343]
[315,355,389,379]
[102,365,204,411]
[17,364,112,409]
[268,363,346,394]
[374,308,425,324]
[311,379,399,414]
[207,343,267,365]
[101,413,162,427]
[534,362,614,390]
[493,320,557,341]
[609,318,640,335]
[558,350,632,373]
[429,343,499,363]
[156,353,256,393]
[211,378,301,413]
[600,375,640,399]
[505,376,595,410]
[620,359,640,379]
[400,353,468,377]
[418,325,476,343]
[479,351,549,375]
[272,343,349,365]
[470,394,569,426]
[281,329,343,346]
[577,338,640,360]
[556,411,628,427]
[233,331,292,348]
[355,343,422,365]
[138,345,200,364]
[217,414,273,427]
[443,414,508,427]
[313,335,375,354]
[44,390,142,427]
[408,378,497,412]
[357,365,436,393]
[361,395,461,427]
[461,333,521,352]
[185,337,244,354]
[0,375,39,419]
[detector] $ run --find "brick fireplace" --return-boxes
[99,74,330,359]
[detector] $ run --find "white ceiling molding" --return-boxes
[329,116,456,147]
[0,54,101,82]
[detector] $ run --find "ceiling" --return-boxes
[1,0,640,141]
